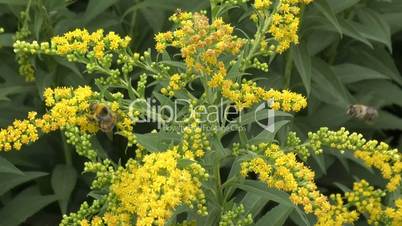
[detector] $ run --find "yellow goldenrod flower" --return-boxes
[110,148,208,226]
[208,67,307,112]
[254,0,272,10]
[155,12,245,74]
[241,143,334,224]
[307,127,402,192]
[0,113,39,151]
[0,86,136,152]
[267,0,313,54]
[13,29,132,81]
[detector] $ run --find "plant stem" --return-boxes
[61,131,72,166]
[283,48,294,89]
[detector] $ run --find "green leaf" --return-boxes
[355,8,392,51]
[332,64,390,84]
[235,180,310,225]
[135,132,181,151]
[241,193,269,216]
[51,164,77,214]
[0,156,23,175]
[0,0,27,5]
[289,209,312,226]
[314,0,343,35]
[349,47,402,86]
[351,80,402,107]
[84,0,118,23]
[0,171,48,196]
[311,58,352,108]
[0,85,35,101]
[141,8,165,33]
[235,180,293,205]
[373,111,402,130]
[292,44,312,95]
[328,0,360,14]
[0,188,57,226]
[338,18,373,48]
[159,61,187,70]
[306,31,338,56]
[333,182,352,193]
[249,120,290,144]
[228,110,292,128]
[54,57,84,80]
[0,33,13,47]
[311,154,327,176]
[383,12,402,34]
[255,204,294,226]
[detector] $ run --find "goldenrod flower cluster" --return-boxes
[322,193,359,226]
[268,0,313,53]
[209,67,307,111]
[84,159,114,189]
[0,86,96,152]
[325,180,402,226]
[40,86,98,133]
[64,126,97,160]
[219,204,253,226]
[160,73,190,97]
[307,127,401,191]
[240,143,332,222]
[211,0,248,6]
[109,148,208,226]
[239,143,402,225]
[286,131,309,160]
[13,29,131,82]
[254,0,272,10]
[385,199,402,225]
[61,146,209,226]
[346,180,386,225]
[60,196,107,226]
[181,109,211,159]
[0,86,136,154]
[110,101,137,147]
[0,111,39,151]
[155,12,245,74]
[50,29,131,57]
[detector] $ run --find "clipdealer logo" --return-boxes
[128,98,276,132]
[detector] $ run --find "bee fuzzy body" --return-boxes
[90,103,118,132]
[346,104,378,122]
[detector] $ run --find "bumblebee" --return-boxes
[90,103,117,132]
[346,104,378,122]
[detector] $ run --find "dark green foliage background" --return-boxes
[0,0,401,225]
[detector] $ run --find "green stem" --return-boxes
[214,156,224,206]
[283,48,294,89]
[61,131,72,166]
[210,1,218,20]
[327,39,339,65]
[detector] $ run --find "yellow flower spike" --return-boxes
[208,71,307,112]
[110,149,207,226]
[241,143,337,224]
[155,12,245,74]
[266,0,313,54]
[0,86,136,152]
[306,127,402,192]
[254,0,272,10]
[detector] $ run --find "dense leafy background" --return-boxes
[0,0,401,225]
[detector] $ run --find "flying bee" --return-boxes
[89,103,118,132]
[175,8,183,15]
[346,104,378,122]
